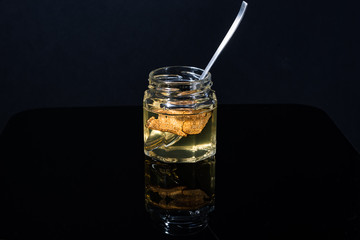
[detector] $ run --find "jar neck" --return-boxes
[148,66,212,96]
[146,66,216,110]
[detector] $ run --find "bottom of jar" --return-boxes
[144,147,216,163]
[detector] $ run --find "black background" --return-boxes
[1,105,360,239]
[1,0,359,150]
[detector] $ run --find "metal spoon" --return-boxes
[200,1,248,80]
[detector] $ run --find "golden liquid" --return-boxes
[143,108,217,163]
[145,155,215,211]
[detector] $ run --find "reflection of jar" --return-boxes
[143,66,217,163]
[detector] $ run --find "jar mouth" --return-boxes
[149,66,211,85]
[145,66,216,111]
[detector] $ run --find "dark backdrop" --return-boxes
[1,0,359,151]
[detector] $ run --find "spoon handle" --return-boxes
[200,1,248,80]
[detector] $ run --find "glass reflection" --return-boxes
[144,155,215,235]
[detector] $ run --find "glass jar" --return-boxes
[143,66,217,163]
[143,66,217,235]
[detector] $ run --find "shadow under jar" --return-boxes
[143,66,217,236]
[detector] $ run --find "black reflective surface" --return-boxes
[1,105,360,239]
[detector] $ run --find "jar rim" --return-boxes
[148,66,211,84]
